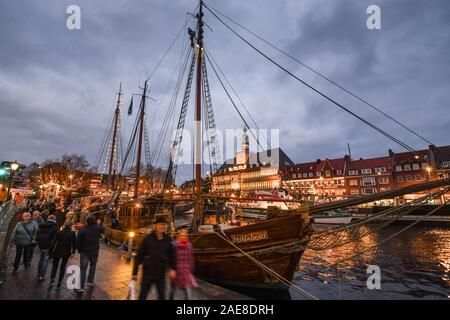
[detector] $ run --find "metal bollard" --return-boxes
[126,231,135,262]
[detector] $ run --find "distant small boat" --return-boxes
[174,202,193,215]
[236,191,290,220]
[313,209,352,225]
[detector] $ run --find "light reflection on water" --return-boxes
[292,225,450,300]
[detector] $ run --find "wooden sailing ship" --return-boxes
[101,1,313,297]
[100,1,450,298]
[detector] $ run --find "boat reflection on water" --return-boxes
[293,225,450,300]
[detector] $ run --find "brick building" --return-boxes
[211,129,294,195]
[344,156,393,197]
[283,155,394,203]
[283,158,347,202]
[283,145,450,204]
[211,137,450,204]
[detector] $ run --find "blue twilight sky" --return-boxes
[0,0,449,182]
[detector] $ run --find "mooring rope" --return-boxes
[213,231,318,300]
[373,199,449,247]
[307,187,449,251]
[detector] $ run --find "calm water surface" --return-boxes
[293,225,450,300]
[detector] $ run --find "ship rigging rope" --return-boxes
[151,46,193,170]
[95,98,118,172]
[204,4,423,156]
[120,108,141,175]
[213,231,318,300]
[306,197,450,269]
[148,38,192,164]
[145,7,196,82]
[204,50,266,152]
[151,46,193,169]
[374,199,449,247]
[307,187,449,251]
[204,47,270,149]
[204,1,435,149]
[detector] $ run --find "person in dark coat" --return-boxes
[132,216,176,300]
[11,212,38,273]
[36,215,59,281]
[53,207,66,227]
[75,215,103,292]
[48,221,77,289]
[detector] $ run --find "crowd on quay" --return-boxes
[8,198,197,300]
[9,199,103,292]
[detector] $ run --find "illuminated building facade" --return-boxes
[212,129,294,195]
[283,145,450,204]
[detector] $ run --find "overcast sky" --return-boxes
[1,0,449,182]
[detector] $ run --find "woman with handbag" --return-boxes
[11,212,38,274]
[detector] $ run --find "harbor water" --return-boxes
[293,225,450,300]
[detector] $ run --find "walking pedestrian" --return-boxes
[54,206,66,227]
[11,212,38,274]
[29,210,44,263]
[49,221,77,290]
[132,216,176,300]
[169,228,196,300]
[40,209,50,222]
[65,207,76,224]
[75,215,103,293]
[32,210,44,225]
[36,215,59,281]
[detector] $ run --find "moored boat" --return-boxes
[313,209,352,225]
[103,1,314,299]
[104,210,312,297]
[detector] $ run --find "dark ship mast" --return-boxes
[134,80,149,200]
[193,1,205,228]
[107,82,123,189]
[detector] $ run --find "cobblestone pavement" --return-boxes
[0,242,250,300]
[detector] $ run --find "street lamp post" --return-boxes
[426,166,433,202]
[426,166,432,181]
[7,161,19,202]
[68,174,74,205]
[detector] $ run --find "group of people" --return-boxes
[10,199,197,300]
[132,216,197,300]
[10,207,103,292]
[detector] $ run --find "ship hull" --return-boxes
[190,213,311,297]
[313,216,352,224]
[104,213,311,298]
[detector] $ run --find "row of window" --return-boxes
[395,163,428,172]
[397,174,425,183]
[292,179,345,187]
[350,187,391,195]
[349,177,390,186]
[239,181,279,190]
[293,167,388,179]
[348,167,387,176]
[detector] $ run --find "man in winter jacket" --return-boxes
[11,212,38,273]
[75,215,103,292]
[132,216,176,300]
[36,215,59,281]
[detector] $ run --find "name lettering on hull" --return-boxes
[231,231,269,244]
